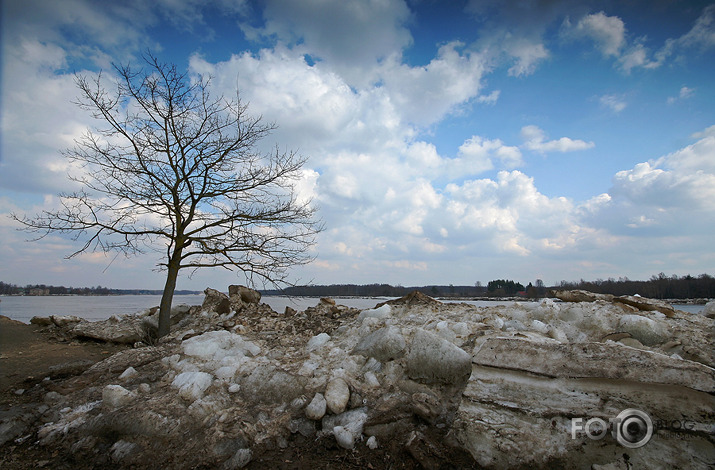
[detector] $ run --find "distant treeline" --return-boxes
[3,272,712,299]
[556,273,715,299]
[0,281,200,296]
[265,273,714,300]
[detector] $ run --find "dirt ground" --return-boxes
[0,315,480,469]
[0,316,126,403]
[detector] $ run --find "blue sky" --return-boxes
[1,0,714,290]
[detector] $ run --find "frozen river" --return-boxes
[0,295,392,324]
[0,294,704,324]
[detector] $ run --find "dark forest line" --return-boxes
[263,273,715,300]
[0,282,200,296]
[554,273,715,300]
[2,272,713,300]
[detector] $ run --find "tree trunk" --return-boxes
[158,256,181,338]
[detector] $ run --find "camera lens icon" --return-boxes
[615,409,653,448]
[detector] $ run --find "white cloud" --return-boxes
[654,129,715,175]
[564,11,671,73]
[611,153,715,211]
[185,41,499,268]
[599,93,627,113]
[154,0,249,34]
[570,11,625,57]
[565,5,715,74]
[294,169,320,206]
[691,124,715,139]
[626,215,656,229]
[504,39,550,77]
[305,153,587,280]
[584,127,715,240]
[477,89,501,105]
[0,0,253,196]
[132,43,598,277]
[457,136,523,172]
[667,86,695,104]
[404,141,442,169]
[465,0,577,78]
[617,41,662,73]
[384,260,428,271]
[544,130,714,278]
[379,41,488,126]
[189,48,406,156]
[520,125,595,153]
[2,0,162,68]
[0,194,159,287]
[443,170,578,256]
[676,4,715,50]
[679,86,696,99]
[0,40,94,194]
[256,0,413,87]
[400,136,522,183]
[644,5,715,69]
[189,39,489,145]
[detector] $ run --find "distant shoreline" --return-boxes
[2,293,710,305]
[0,291,202,297]
[4,273,714,299]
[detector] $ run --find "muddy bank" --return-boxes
[0,316,126,402]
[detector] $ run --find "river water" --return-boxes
[0,295,390,324]
[0,294,704,324]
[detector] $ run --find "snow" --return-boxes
[102,384,136,408]
[214,365,239,380]
[406,328,471,384]
[363,371,380,387]
[529,319,549,335]
[298,359,321,377]
[333,426,354,449]
[357,304,391,322]
[352,326,407,362]
[182,330,261,362]
[37,400,101,445]
[306,332,331,352]
[451,321,470,337]
[171,371,214,401]
[324,377,350,414]
[322,408,368,448]
[152,295,701,455]
[33,293,712,468]
[618,314,669,345]
[169,331,264,390]
[305,393,327,420]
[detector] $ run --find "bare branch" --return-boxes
[15,54,323,336]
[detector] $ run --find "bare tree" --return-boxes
[13,54,322,337]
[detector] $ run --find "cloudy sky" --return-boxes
[1,0,714,291]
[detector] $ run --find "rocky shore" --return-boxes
[1,287,713,469]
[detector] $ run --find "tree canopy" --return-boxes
[14,54,323,336]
